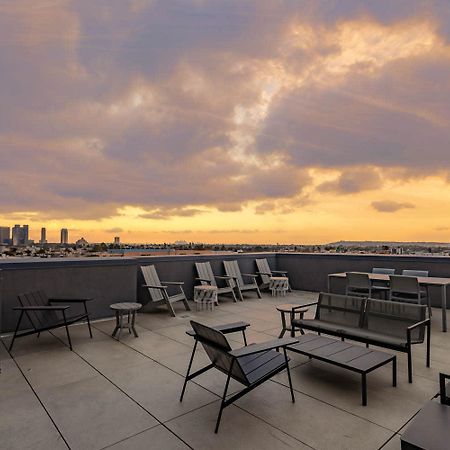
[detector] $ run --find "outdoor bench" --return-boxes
[292,292,430,382]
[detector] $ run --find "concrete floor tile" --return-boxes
[37,375,157,450]
[167,401,310,450]
[236,380,393,450]
[107,359,218,422]
[105,425,189,450]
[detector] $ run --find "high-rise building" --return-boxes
[114,236,120,245]
[40,227,47,245]
[0,226,10,244]
[60,228,69,244]
[12,224,29,245]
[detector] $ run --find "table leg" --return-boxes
[131,311,139,338]
[392,357,397,387]
[361,373,367,406]
[442,284,447,332]
[279,311,287,338]
[290,310,295,338]
[117,312,123,341]
[112,311,120,337]
[327,275,331,293]
[128,311,132,334]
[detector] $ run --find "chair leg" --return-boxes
[255,285,262,299]
[180,340,198,402]
[283,348,295,403]
[166,300,176,317]
[8,310,24,352]
[242,330,248,346]
[62,311,73,351]
[84,302,93,338]
[237,287,244,302]
[407,347,413,383]
[426,324,431,368]
[215,369,233,433]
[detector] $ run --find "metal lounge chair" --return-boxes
[195,261,237,302]
[141,265,190,317]
[389,275,431,316]
[255,258,291,291]
[9,290,93,352]
[180,320,297,433]
[372,268,395,275]
[223,260,262,301]
[345,272,389,298]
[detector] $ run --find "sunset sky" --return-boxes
[1,0,450,244]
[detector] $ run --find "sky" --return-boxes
[1,0,450,244]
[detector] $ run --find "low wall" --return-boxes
[1,252,450,333]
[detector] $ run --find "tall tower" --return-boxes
[40,228,47,245]
[114,236,120,245]
[60,228,69,245]
[0,226,10,244]
[12,224,28,245]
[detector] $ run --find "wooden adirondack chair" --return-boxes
[223,260,261,301]
[195,262,237,302]
[141,265,190,317]
[255,258,291,291]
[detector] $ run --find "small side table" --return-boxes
[276,304,309,338]
[194,285,218,311]
[270,276,289,297]
[110,302,142,340]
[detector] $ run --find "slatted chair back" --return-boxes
[372,268,395,275]
[390,275,420,297]
[346,272,371,290]
[316,292,365,329]
[190,321,248,385]
[402,270,429,277]
[18,291,59,330]
[141,265,164,302]
[365,299,426,343]
[255,258,271,285]
[195,262,217,287]
[223,260,244,288]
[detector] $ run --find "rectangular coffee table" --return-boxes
[287,334,396,405]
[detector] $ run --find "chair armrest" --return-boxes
[195,278,212,284]
[230,337,298,358]
[256,271,272,276]
[49,298,94,303]
[272,270,288,275]
[142,284,167,290]
[407,318,431,331]
[186,321,250,337]
[241,273,257,279]
[160,281,184,286]
[14,305,70,311]
[439,373,450,405]
[214,275,232,280]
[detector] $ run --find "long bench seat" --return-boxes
[292,292,430,382]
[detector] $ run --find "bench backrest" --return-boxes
[190,320,247,384]
[255,258,271,285]
[364,298,426,342]
[195,262,217,287]
[141,265,164,302]
[18,291,57,330]
[315,293,365,329]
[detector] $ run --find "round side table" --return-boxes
[276,303,309,338]
[194,285,218,311]
[110,302,142,340]
[270,276,289,297]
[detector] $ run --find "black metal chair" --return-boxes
[9,290,93,352]
[180,320,298,433]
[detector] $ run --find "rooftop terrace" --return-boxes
[1,288,448,450]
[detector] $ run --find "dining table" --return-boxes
[327,272,450,332]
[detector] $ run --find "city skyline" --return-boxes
[1,1,450,244]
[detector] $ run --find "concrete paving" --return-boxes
[1,290,446,449]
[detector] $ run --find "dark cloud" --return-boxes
[371,200,415,213]
[1,1,449,220]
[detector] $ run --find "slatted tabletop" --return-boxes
[288,334,396,405]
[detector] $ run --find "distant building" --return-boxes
[75,237,88,247]
[114,236,120,245]
[0,226,10,244]
[40,227,47,245]
[60,228,69,245]
[12,224,29,245]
